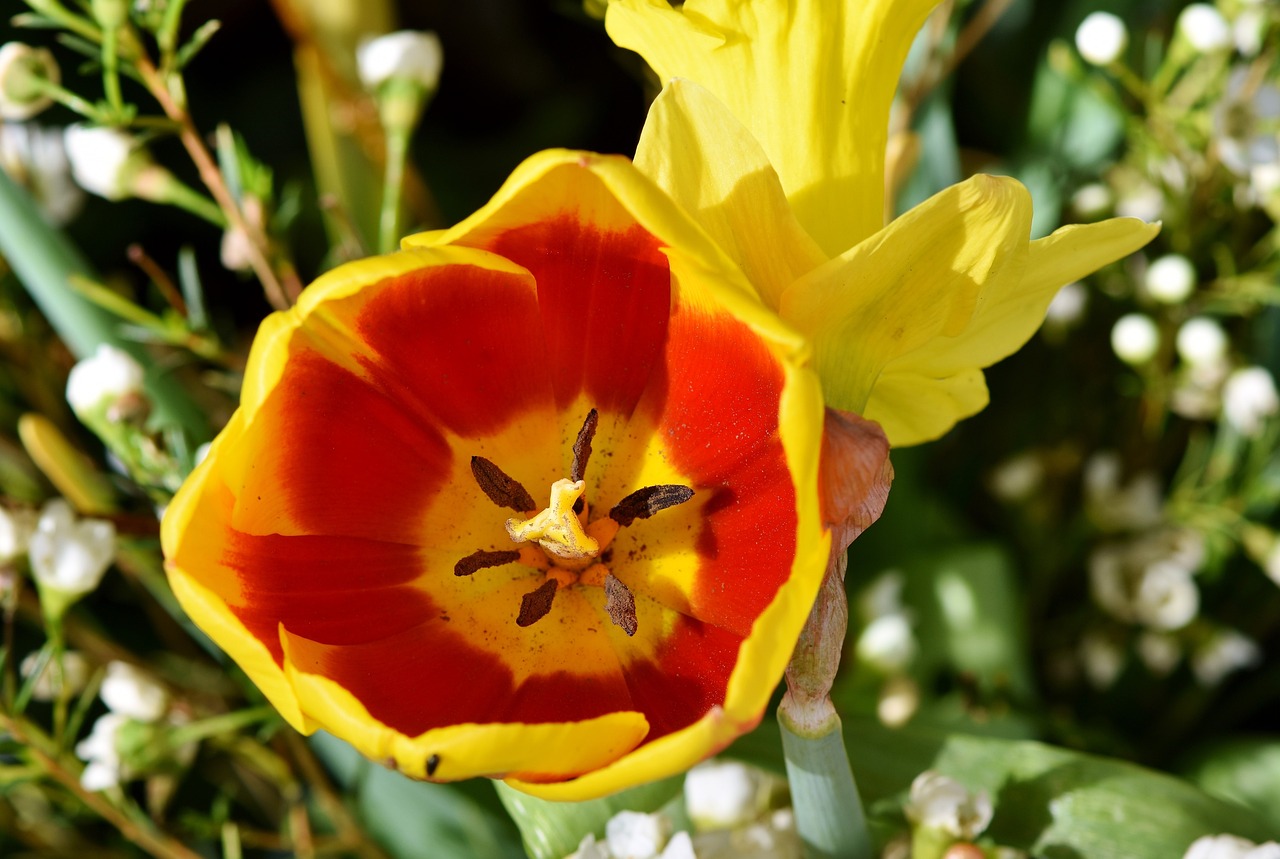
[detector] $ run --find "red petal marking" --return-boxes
[284,617,637,736]
[233,350,452,545]
[487,215,671,415]
[619,615,743,741]
[220,531,431,662]
[654,301,798,635]
[353,263,555,437]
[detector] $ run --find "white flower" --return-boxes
[75,712,128,791]
[988,452,1045,502]
[1116,184,1165,222]
[0,43,59,120]
[1233,9,1267,57]
[27,499,116,599]
[1177,4,1232,53]
[1083,452,1163,532]
[1043,282,1088,332]
[66,343,146,415]
[1132,562,1200,630]
[1075,12,1128,66]
[1111,313,1160,365]
[1145,254,1197,304]
[856,613,916,673]
[605,811,670,859]
[1137,631,1181,675]
[859,570,907,620]
[1090,529,1204,629]
[1071,183,1113,218]
[1192,629,1262,687]
[63,124,148,200]
[684,760,760,830]
[1185,834,1280,859]
[659,832,696,859]
[0,506,37,564]
[1176,318,1228,368]
[877,675,920,728]
[1080,631,1125,689]
[904,771,993,840]
[1223,367,1279,437]
[100,661,169,722]
[20,650,90,701]
[1214,68,1280,177]
[0,122,85,225]
[357,31,443,92]
[1252,163,1280,206]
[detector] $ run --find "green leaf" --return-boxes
[1182,738,1280,830]
[494,776,683,859]
[308,732,524,859]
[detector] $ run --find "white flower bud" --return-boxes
[75,711,128,790]
[27,499,115,599]
[0,506,37,564]
[1116,184,1165,222]
[0,43,59,120]
[659,831,695,859]
[100,661,169,722]
[357,31,443,92]
[63,124,150,200]
[1145,254,1197,304]
[1223,367,1279,437]
[1185,834,1280,859]
[856,613,916,673]
[684,760,760,830]
[1176,318,1228,368]
[1111,313,1160,365]
[1080,631,1125,689]
[66,343,146,415]
[605,811,670,859]
[877,675,920,728]
[1192,629,1261,687]
[20,650,90,701]
[1177,4,1232,53]
[904,771,993,840]
[1071,183,1113,218]
[1132,563,1200,631]
[988,453,1044,502]
[1234,9,1267,57]
[1075,12,1128,66]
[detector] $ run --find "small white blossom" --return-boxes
[877,675,920,728]
[1089,529,1204,629]
[27,499,116,599]
[1137,631,1181,675]
[20,650,90,701]
[0,43,59,120]
[859,570,906,620]
[1116,184,1165,222]
[63,124,147,200]
[1223,367,1279,437]
[1071,183,1113,218]
[1132,562,1200,631]
[988,452,1045,502]
[1214,68,1280,177]
[1083,452,1163,532]
[1185,834,1280,859]
[857,613,916,673]
[1043,282,1089,333]
[1192,629,1262,687]
[66,343,146,415]
[659,832,696,859]
[684,760,760,830]
[75,712,128,791]
[1080,631,1125,689]
[1176,318,1228,368]
[904,771,992,840]
[357,31,443,92]
[0,506,37,564]
[1145,254,1197,304]
[0,122,84,225]
[1233,9,1267,57]
[605,811,670,859]
[1177,4,1233,53]
[100,661,169,722]
[1111,313,1160,365]
[1075,12,1128,66]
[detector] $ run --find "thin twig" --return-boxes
[132,57,303,309]
[283,732,391,859]
[2,714,204,859]
[127,244,188,318]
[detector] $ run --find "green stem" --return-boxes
[102,26,124,115]
[150,177,228,227]
[156,0,189,60]
[778,710,872,859]
[30,75,108,121]
[378,126,410,254]
[167,706,276,747]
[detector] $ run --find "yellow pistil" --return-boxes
[506,478,600,569]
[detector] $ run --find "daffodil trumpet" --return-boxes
[163,0,1158,803]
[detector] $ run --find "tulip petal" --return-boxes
[779,175,1032,419]
[634,79,826,309]
[606,0,942,255]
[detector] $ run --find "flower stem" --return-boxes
[378,125,410,254]
[102,25,125,116]
[778,709,872,859]
[167,705,277,746]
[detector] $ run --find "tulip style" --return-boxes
[163,0,1157,801]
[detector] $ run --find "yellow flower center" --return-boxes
[505,478,600,569]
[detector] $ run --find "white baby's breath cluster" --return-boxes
[0,122,84,225]
[357,31,444,93]
[904,771,993,842]
[66,343,147,417]
[76,660,171,791]
[19,650,90,701]
[27,498,116,604]
[1184,834,1280,859]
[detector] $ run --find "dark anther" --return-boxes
[610,484,695,527]
[426,754,441,777]
[471,456,537,511]
[516,578,559,628]
[454,549,521,577]
[570,408,599,483]
[604,573,638,637]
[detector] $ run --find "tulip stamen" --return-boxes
[471,456,537,512]
[570,408,599,483]
[609,484,695,527]
[516,578,559,628]
[453,549,522,577]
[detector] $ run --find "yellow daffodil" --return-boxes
[163,0,1156,803]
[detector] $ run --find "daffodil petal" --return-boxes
[779,175,1032,417]
[634,79,826,309]
[862,367,990,448]
[606,0,941,255]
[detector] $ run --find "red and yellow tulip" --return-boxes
[163,0,1157,801]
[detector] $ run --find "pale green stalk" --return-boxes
[779,711,872,859]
